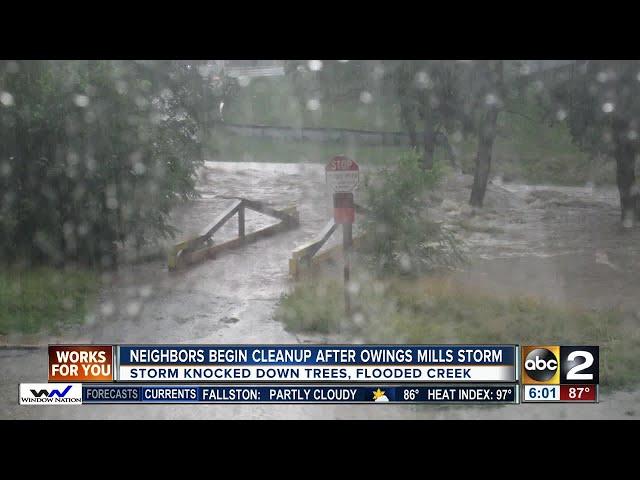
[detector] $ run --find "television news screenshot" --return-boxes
[1,60,638,420]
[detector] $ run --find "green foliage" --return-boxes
[282,60,470,159]
[384,60,469,131]
[222,72,401,131]
[0,60,221,267]
[275,281,348,334]
[544,61,640,156]
[541,61,640,218]
[208,130,410,164]
[460,90,608,185]
[222,73,604,185]
[0,267,100,334]
[361,151,464,274]
[284,60,375,105]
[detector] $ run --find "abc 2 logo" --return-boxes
[521,346,599,385]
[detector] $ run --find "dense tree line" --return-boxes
[0,60,224,268]
[283,60,506,206]
[546,60,640,226]
[2,60,637,274]
[284,60,639,224]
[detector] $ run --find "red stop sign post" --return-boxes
[325,155,359,315]
[333,193,355,224]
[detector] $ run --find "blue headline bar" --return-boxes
[117,345,516,366]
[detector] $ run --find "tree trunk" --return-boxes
[407,118,418,149]
[400,104,418,148]
[470,60,503,208]
[422,117,435,170]
[437,131,459,170]
[470,106,499,207]
[614,138,637,227]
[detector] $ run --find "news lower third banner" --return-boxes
[18,343,600,405]
[48,344,518,383]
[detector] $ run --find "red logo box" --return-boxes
[48,345,113,382]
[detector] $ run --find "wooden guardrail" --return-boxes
[168,197,299,271]
[288,203,370,280]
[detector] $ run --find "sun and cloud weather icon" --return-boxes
[372,388,389,402]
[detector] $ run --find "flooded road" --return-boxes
[2,163,639,419]
[440,178,640,312]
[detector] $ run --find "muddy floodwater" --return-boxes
[2,162,640,419]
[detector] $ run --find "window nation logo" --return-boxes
[20,383,83,405]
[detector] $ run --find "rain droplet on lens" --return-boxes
[74,94,89,107]
[126,301,141,317]
[416,71,431,88]
[360,91,373,104]
[602,102,615,113]
[308,60,323,71]
[0,91,15,106]
[306,98,320,111]
[347,281,360,295]
[485,93,498,106]
[139,285,153,297]
[101,302,115,316]
[399,253,412,272]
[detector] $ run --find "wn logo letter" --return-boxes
[20,383,83,405]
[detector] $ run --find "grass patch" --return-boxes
[0,267,100,335]
[275,275,637,390]
[490,108,612,186]
[223,76,402,131]
[208,130,413,166]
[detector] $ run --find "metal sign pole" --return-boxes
[326,155,359,317]
[343,222,353,316]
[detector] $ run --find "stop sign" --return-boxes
[325,155,359,193]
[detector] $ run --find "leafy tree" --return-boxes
[284,60,371,105]
[547,60,640,225]
[382,61,467,170]
[466,60,505,207]
[284,60,468,170]
[0,60,221,267]
[362,151,463,274]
